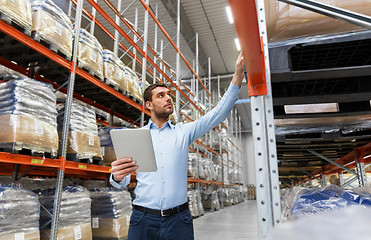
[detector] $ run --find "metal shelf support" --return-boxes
[50,0,84,239]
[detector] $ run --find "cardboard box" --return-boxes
[40,223,92,240]
[60,131,101,159]
[102,146,116,166]
[0,230,40,240]
[91,217,129,239]
[31,3,73,58]
[0,114,58,154]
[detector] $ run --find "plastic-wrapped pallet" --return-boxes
[187,188,199,218]
[78,29,104,80]
[187,153,198,178]
[124,66,142,102]
[35,185,92,240]
[57,100,101,162]
[0,78,58,156]
[0,0,32,35]
[30,0,73,59]
[0,184,40,240]
[196,189,204,216]
[103,49,127,91]
[198,158,206,180]
[89,188,132,239]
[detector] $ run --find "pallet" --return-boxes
[103,78,126,95]
[78,63,103,81]
[0,11,32,36]
[67,153,103,165]
[31,31,71,61]
[0,143,57,159]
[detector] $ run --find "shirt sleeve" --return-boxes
[185,83,240,144]
[109,173,131,189]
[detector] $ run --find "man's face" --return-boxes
[146,87,173,118]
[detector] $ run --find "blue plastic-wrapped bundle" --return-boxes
[0,78,58,156]
[286,185,371,219]
[35,185,92,240]
[89,188,132,239]
[0,184,40,240]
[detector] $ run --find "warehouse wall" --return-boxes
[242,133,255,185]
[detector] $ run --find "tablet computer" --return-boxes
[110,128,157,172]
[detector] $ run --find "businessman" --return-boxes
[110,52,244,240]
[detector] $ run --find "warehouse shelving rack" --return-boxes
[0,0,245,239]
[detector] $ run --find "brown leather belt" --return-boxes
[133,202,189,217]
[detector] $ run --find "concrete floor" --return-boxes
[193,200,259,240]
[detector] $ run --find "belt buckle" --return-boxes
[161,210,166,217]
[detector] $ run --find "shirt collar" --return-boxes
[147,119,174,129]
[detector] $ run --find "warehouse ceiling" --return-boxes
[58,0,371,184]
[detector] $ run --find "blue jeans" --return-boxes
[128,208,194,240]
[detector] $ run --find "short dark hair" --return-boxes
[143,82,168,103]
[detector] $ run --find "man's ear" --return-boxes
[146,101,152,110]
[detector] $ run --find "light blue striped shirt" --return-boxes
[110,83,240,210]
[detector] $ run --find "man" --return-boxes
[110,52,244,240]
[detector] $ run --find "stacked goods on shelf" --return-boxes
[187,188,199,218]
[30,0,73,59]
[281,185,371,222]
[89,188,132,239]
[124,66,142,102]
[0,78,58,156]
[0,184,40,240]
[217,188,225,209]
[0,0,32,35]
[223,188,232,206]
[102,49,127,91]
[78,29,104,80]
[35,185,92,240]
[98,127,118,166]
[200,186,219,211]
[197,190,204,216]
[57,100,101,163]
[187,153,198,178]
[198,158,206,180]
[247,184,256,200]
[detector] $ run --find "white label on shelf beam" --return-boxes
[74,226,82,240]
[55,22,63,36]
[92,218,99,228]
[14,232,25,240]
[34,119,43,135]
[88,134,94,146]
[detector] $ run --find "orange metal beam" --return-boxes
[228,0,267,96]
[0,152,111,179]
[310,143,371,179]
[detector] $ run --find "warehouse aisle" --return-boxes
[193,200,258,240]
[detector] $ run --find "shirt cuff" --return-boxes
[109,173,130,189]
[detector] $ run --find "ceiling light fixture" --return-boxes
[284,103,339,114]
[226,6,234,24]
[235,38,241,51]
